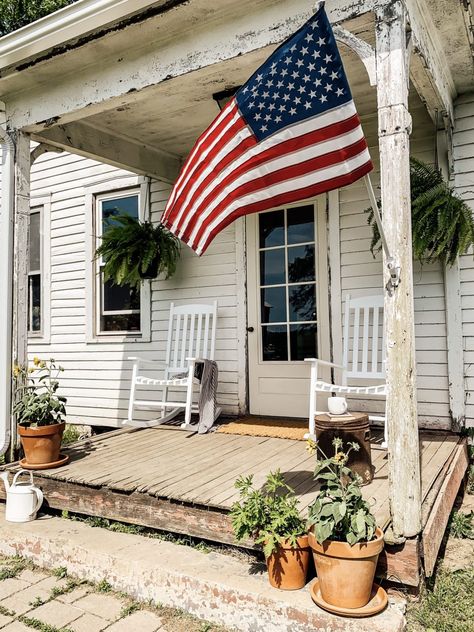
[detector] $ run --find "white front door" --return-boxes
[246,199,330,418]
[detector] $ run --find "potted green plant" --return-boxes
[95,215,180,289]
[13,358,68,469]
[231,470,310,590]
[306,438,384,611]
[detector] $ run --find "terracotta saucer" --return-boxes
[20,454,69,470]
[310,580,388,617]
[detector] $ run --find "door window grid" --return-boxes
[95,191,141,335]
[258,206,318,362]
[28,208,42,334]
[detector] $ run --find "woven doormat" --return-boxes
[217,417,307,441]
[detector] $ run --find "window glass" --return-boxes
[97,192,141,334]
[259,210,284,248]
[28,209,41,333]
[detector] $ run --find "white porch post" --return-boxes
[10,130,31,458]
[375,1,421,538]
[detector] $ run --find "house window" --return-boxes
[28,208,42,334]
[96,191,141,334]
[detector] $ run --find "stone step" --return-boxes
[0,506,406,632]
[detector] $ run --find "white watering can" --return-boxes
[0,470,44,522]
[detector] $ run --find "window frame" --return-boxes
[85,177,151,344]
[27,196,51,344]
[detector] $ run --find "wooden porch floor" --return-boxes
[1,426,468,587]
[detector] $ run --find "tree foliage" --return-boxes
[0,1,76,36]
[366,157,474,266]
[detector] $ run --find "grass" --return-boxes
[449,511,474,539]
[407,566,474,632]
[0,557,31,580]
[61,425,82,447]
[18,615,74,632]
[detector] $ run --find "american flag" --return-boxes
[161,4,372,255]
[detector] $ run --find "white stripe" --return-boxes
[195,148,371,254]
[187,123,365,247]
[165,100,237,211]
[167,108,241,229]
[177,100,358,238]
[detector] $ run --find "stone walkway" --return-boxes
[0,558,222,632]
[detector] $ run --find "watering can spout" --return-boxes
[0,472,10,491]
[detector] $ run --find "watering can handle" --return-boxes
[12,470,34,487]
[30,487,44,519]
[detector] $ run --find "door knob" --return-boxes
[247,326,255,332]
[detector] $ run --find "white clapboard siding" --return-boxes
[454,92,474,427]
[334,94,451,428]
[27,150,241,425]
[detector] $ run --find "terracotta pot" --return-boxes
[308,527,384,608]
[266,535,310,590]
[19,422,65,466]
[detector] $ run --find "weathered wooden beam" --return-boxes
[33,121,181,183]
[6,0,378,133]
[422,442,468,576]
[405,0,456,127]
[11,131,31,458]
[333,25,376,86]
[375,1,422,539]
[30,142,63,166]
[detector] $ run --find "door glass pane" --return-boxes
[29,212,41,271]
[259,210,284,248]
[29,274,41,332]
[103,277,140,312]
[101,313,141,332]
[261,287,287,323]
[287,205,314,244]
[260,248,285,286]
[262,325,288,361]
[289,284,316,321]
[288,245,315,282]
[290,324,317,360]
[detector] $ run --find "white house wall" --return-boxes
[24,96,453,429]
[454,92,474,428]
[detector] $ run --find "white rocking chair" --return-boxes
[126,301,219,429]
[305,294,387,446]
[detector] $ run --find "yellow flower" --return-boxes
[306,439,317,455]
[12,365,20,377]
[333,452,346,464]
[40,361,46,369]
[33,357,41,367]
[28,367,35,373]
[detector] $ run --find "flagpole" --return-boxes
[364,174,400,292]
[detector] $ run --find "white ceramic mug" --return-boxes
[328,397,348,415]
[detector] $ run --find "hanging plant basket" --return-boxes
[95,216,181,289]
[366,157,474,266]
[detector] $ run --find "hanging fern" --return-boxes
[95,215,181,289]
[366,157,474,266]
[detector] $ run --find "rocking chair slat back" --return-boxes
[343,294,385,380]
[166,302,218,375]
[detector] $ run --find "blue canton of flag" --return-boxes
[236,9,353,141]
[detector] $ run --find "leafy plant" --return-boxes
[230,470,306,558]
[449,511,474,540]
[307,438,377,545]
[95,215,180,289]
[12,358,66,427]
[366,157,474,265]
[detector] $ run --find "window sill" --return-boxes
[86,333,150,344]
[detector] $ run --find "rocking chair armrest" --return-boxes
[304,358,346,371]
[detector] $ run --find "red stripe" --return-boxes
[187,137,369,245]
[180,114,363,239]
[196,160,373,254]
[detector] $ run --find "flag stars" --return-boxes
[317,37,326,46]
[262,91,270,99]
[264,114,272,122]
[305,32,314,42]
[289,107,297,115]
[278,104,286,112]
[258,102,265,110]
[274,115,282,123]
[287,82,295,90]
[325,83,333,92]
[291,70,300,79]
[282,93,291,101]
[309,90,317,98]
[320,94,328,103]
[330,71,339,80]
[290,44,297,52]
[298,85,306,94]
[260,124,268,132]
[296,59,304,68]
[256,73,263,83]
[301,46,309,55]
[324,54,332,63]
[281,68,288,77]
[266,79,274,87]
[308,62,316,71]
[254,113,262,121]
[319,67,327,75]
[336,87,344,97]
[272,92,280,100]
[284,56,292,65]
[276,80,284,88]
[294,96,302,104]
[312,50,321,59]
[304,101,312,110]
[315,78,322,87]
[303,74,311,83]
[268,103,276,111]
[248,101,255,109]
